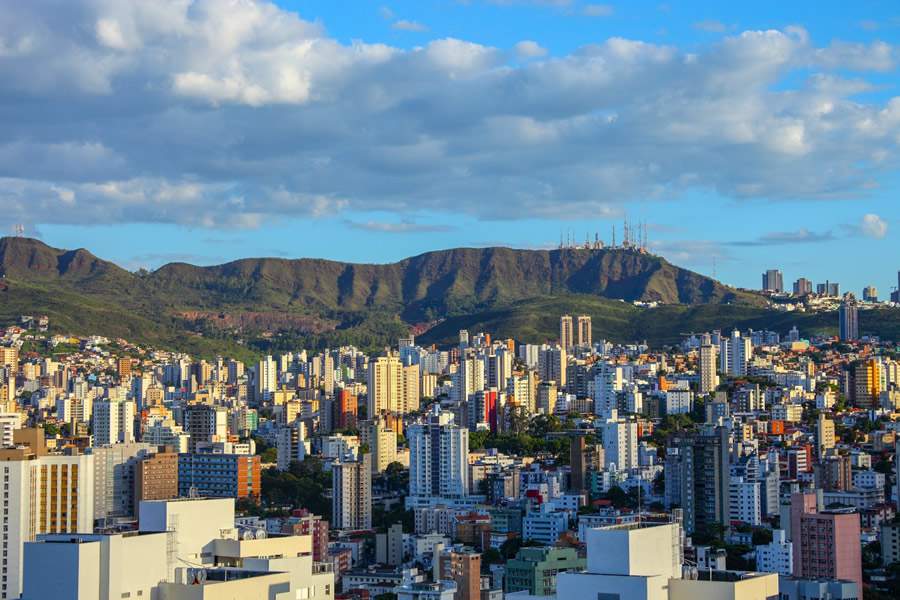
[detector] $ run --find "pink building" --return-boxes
[790,493,863,598]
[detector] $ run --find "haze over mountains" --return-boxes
[0,237,895,357]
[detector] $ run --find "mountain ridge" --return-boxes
[0,236,780,355]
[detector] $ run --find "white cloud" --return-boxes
[860,213,888,238]
[583,4,614,17]
[392,20,429,32]
[694,20,728,33]
[514,40,548,58]
[0,1,899,230]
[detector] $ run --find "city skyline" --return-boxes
[1,1,899,293]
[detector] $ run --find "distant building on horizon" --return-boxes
[762,269,784,293]
[793,277,812,296]
[839,294,859,342]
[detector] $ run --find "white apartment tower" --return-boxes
[719,330,752,377]
[601,416,638,472]
[256,355,277,402]
[93,398,136,446]
[408,406,469,503]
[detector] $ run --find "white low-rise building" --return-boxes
[755,529,793,576]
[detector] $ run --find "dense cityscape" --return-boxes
[5,1,900,600]
[0,269,897,600]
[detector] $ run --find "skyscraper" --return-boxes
[256,355,277,402]
[93,398,136,446]
[793,277,812,296]
[0,431,95,600]
[360,417,397,474]
[719,330,752,377]
[408,406,469,503]
[863,285,878,302]
[839,294,859,341]
[332,451,372,530]
[368,355,404,417]
[537,345,566,388]
[576,315,592,348]
[762,269,784,293]
[183,404,227,452]
[601,417,638,471]
[698,333,718,394]
[559,315,574,350]
[816,413,835,459]
[665,425,730,535]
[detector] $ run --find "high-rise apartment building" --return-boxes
[793,277,813,296]
[665,426,730,535]
[93,398,136,446]
[719,330,752,377]
[0,431,95,600]
[698,333,718,394]
[439,548,482,600]
[601,417,638,471]
[816,413,835,459]
[817,281,840,297]
[256,355,277,402]
[576,315,592,348]
[117,357,133,381]
[183,404,227,452]
[334,388,358,430]
[453,357,485,404]
[408,406,469,503]
[790,493,862,594]
[559,315,574,350]
[177,453,261,500]
[537,345,566,388]
[368,355,404,416]
[332,452,372,530]
[851,359,881,409]
[863,285,878,302]
[134,447,179,502]
[360,417,397,474]
[89,442,155,523]
[762,269,784,293]
[839,294,859,341]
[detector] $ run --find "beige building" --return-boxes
[560,315,574,350]
[360,418,397,474]
[0,430,95,600]
[368,356,404,416]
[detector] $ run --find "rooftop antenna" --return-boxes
[611,225,616,248]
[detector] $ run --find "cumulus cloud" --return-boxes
[0,1,900,229]
[859,213,889,238]
[514,40,548,58]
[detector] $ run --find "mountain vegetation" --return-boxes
[0,237,894,356]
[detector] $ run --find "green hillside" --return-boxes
[1,236,894,356]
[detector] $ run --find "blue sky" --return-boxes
[3,1,900,296]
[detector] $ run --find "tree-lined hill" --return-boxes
[0,237,892,357]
